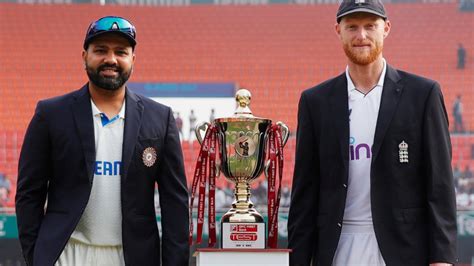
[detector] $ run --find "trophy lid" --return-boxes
[214,88,271,124]
[234,89,253,118]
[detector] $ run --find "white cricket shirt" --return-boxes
[70,99,125,246]
[343,59,387,226]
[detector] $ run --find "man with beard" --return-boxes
[15,16,189,266]
[288,1,457,266]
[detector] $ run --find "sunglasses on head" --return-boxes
[86,16,136,40]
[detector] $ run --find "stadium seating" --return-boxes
[0,2,472,203]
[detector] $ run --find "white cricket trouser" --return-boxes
[332,224,386,266]
[55,239,125,266]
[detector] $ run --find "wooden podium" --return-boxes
[194,248,291,266]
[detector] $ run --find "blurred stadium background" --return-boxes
[0,0,473,265]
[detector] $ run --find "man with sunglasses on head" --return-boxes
[288,1,457,265]
[15,16,189,266]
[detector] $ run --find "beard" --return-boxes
[86,63,132,91]
[343,40,383,65]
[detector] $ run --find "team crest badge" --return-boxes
[398,141,408,163]
[142,147,157,167]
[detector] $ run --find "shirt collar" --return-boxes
[90,99,126,120]
[346,58,387,95]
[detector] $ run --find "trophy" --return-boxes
[189,89,289,249]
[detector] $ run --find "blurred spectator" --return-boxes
[457,164,474,207]
[457,43,466,69]
[215,187,228,211]
[0,173,11,206]
[456,186,470,208]
[253,180,267,207]
[281,185,291,208]
[215,184,234,211]
[188,109,197,142]
[452,95,464,133]
[175,112,183,140]
[464,165,473,180]
[223,182,234,199]
[209,108,215,122]
[453,165,462,187]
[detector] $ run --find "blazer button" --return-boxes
[337,223,342,227]
[343,184,347,188]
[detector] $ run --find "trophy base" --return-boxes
[221,208,265,249]
[221,222,265,249]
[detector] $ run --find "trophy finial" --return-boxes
[235,89,253,117]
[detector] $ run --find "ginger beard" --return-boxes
[343,39,383,66]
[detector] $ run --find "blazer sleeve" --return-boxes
[288,92,319,266]
[15,101,52,266]
[422,83,457,263]
[156,107,190,266]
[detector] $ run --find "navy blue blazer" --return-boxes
[16,85,189,266]
[288,65,457,266]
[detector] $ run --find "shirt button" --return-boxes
[337,223,342,228]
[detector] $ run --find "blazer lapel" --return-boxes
[330,73,350,172]
[372,65,403,162]
[72,85,96,184]
[121,88,144,180]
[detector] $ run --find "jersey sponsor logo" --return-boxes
[349,137,372,161]
[94,161,122,176]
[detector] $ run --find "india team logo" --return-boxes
[142,147,157,167]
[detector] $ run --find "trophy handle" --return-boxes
[264,121,290,178]
[194,122,220,177]
[276,121,290,146]
[195,122,210,145]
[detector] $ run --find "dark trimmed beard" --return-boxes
[86,63,132,91]
[343,40,383,66]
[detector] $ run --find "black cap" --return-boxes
[336,0,387,23]
[84,16,137,50]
